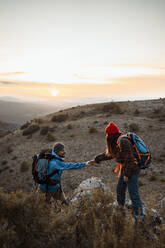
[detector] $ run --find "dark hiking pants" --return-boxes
[117,172,143,216]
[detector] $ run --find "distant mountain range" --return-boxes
[0,100,61,124]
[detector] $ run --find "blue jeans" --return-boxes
[117,173,143,215]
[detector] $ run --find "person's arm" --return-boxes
[94,152,113,164]
[52,160,86,170]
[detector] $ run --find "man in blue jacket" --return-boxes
[40,142,94,203]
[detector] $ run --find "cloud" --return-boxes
[0,81,18,85]
[0,72,26,76]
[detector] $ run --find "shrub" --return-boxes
[6,145,13,153]
[149,175,157,181]
[129,122,139,132]
[20,161,29,172]
[34,118,43,124]
[40,126,49,135]
[0,131,10,138]
[153,107,162,115]
[160,178,165,183]
[51,114,68,122]
[1,159,7,165]
[134,109,140,115]
[67,124,72,129]
[138,179,144,187]
[88,126,97,133]
[0,189,164,248]
[22,124,40,136]
[46,131,56,141]
[20,121,31,130]
[102,102,122,114]
[12,156,17,160]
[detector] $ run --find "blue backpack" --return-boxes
[118,132,152,169]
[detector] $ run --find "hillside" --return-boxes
[0,98,165,211]
[0,100,62,124]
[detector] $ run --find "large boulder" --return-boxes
[70,177,111,204]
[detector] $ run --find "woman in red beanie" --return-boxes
[94,122,144,222]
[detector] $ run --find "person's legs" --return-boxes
[127,174,143,216]
[51,187,67,204]
[117,173,127,207]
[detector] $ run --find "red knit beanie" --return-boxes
[105,122,120,134]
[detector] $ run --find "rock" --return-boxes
[161,197,165,211]
[70,177,110,203]
[150,208,163,227]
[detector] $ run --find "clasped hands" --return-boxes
[86,159,96,166]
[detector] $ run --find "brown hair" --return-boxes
[105,133,121,157]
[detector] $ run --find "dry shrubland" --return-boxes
[0,189,165,248]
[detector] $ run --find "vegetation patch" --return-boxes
[20,121,31,130]
[40,126,49,135]
[67,124,73,129]
[51,114,68,122]
[6,145,13,153]
[0,189,164,248]
[102,102,123,114]
[88,126,97,133]
[20,161,29,173]
[134,109,140,115]
[149,175,157,181]
[46,131,56,141]
[129,122,139,132]
[34,118,44,124]
[22,124,40,136]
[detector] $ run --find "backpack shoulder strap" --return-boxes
[117,134,129,149]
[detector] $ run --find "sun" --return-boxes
[50,89,59,97]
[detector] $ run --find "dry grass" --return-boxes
[20,161,29,173]
[0,189,164,248]
[46,131,56,141]
[51,114,68,122]
[6,145,13,153]
[102,102,123,114]
[129,123,139,132]
[40,126,49,135]
[149,175,157,181]
[88,126,97,133]
[22,124,40,136]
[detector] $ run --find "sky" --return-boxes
[0,0,165,104]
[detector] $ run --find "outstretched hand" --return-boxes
[86,159,96,166]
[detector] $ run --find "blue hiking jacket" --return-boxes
[40,151,86,192]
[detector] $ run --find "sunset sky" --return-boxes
[0,0,165,103]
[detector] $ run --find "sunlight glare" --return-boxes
[50,89,59,96]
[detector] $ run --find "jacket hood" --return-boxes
[52,151,65,161]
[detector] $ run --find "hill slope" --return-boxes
[0,98,165,211]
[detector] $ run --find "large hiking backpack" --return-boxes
[118,132,152,169]
[32,149,59,185]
